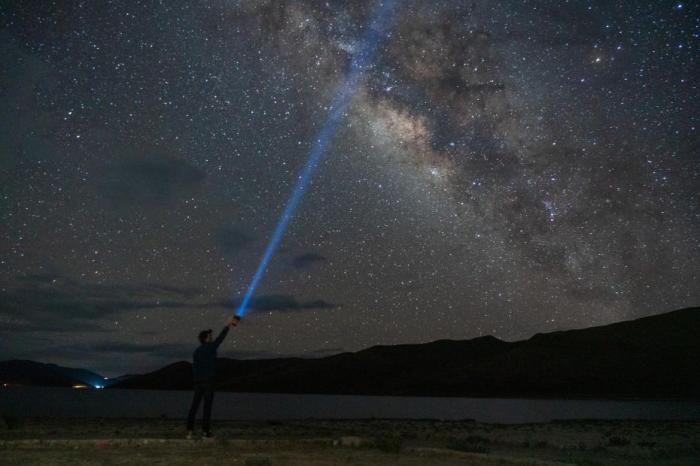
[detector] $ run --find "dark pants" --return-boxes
[186,380,214,433]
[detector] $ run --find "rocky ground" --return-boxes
[1,417,699,465]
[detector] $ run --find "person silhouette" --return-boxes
[186,316,240,438]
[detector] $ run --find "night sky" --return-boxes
[1,1,698,376]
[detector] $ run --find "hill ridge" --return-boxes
[3,307,698,398]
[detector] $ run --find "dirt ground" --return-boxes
[1,417,699,465]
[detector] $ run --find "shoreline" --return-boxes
[7,385,700,402]
[4,386,700,424]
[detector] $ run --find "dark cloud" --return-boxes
[291,252,326,269]
[228,347,345,359]
[228,350,289,359]
[88,341,192,359]
[217,226,256,255]
[0,275,214,333]
[14,274,202,298]
[0,275,336,338]
[14,273,62,284]
[0,319,115,334]
[232,294,336,312]
[100,152,205,207]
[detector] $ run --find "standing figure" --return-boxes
[186,316,240,438]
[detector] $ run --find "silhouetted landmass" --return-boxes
[4,307,699,398]
[0,360,106,387]
[112,307,700,398]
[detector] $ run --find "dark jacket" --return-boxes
[192,326,229,382]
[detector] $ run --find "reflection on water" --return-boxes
[2,386,700,424]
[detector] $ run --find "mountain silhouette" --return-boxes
[3,307,698,398]
[0,360,106,388]
[111,307,700,398]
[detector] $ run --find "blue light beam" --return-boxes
[235,1,397,317]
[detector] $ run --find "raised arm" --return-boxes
[212,326,229,348]
[212,316,240,348]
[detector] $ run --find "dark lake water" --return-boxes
[2,387,700,424]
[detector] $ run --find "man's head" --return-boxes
[198,329,213,344]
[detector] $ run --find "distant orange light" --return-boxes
[72,384,89,389]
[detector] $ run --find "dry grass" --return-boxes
[1,418,699,465]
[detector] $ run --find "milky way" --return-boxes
[1,1,698,375]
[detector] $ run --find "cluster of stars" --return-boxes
[0,0,697,374]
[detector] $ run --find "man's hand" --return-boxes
[228,316,241,327]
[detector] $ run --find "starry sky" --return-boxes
[1,1,698,376]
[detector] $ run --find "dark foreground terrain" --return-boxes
[1,417,699,465]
